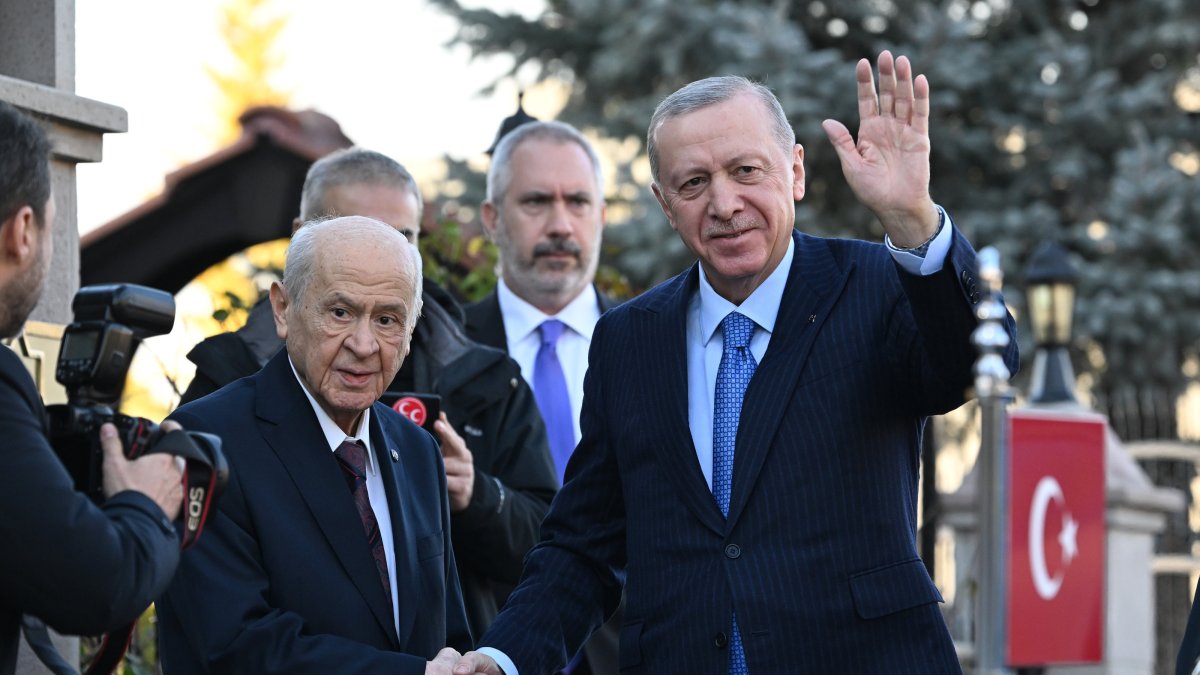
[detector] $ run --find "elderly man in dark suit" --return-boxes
[179,148,557,640]
[456,51,1019,674]
[158,216,471,674]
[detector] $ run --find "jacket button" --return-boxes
[510,377,519,389]
[714,632,728,648]
[725,544,741,559]
[961,269,971,285]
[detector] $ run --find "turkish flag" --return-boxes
[1006,410,1106,666]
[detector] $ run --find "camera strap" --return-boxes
[141,429,228,550]
[69,430,229,675]
[23,607,136,675]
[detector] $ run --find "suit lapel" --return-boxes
[641,266,726,536]
[725,232,854,529]
[254,353,400,646]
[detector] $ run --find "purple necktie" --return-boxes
[333,439,392,603]
[533,319,575,485]
[534,320,586,673]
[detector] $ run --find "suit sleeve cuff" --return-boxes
[477,647,518,675]
[104,490,178,537]
[885,205,954,276]
[455,470,503,527]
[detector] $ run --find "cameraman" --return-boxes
[0,101,184,674]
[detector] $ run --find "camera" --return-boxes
[46,284,228,548]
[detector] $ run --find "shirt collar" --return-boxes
[496,277,602,343]
[288,356,377,475]
[697,235,795,346]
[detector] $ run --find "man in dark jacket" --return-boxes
[0,101,183,675]
[179,148,557,638]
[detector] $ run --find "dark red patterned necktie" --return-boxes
[333,439,391,603]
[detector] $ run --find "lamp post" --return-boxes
[1024,241,1079,404]
[485,91,537,155]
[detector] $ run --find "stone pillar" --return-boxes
[943,403,1185,674]
[1,0,128,670]
[1,0,128,325]
[0,0,74,90]
[0,75,127,325]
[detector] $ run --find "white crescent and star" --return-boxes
[1028,475,1079,601]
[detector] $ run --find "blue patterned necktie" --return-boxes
[713,311,756,675]
[533,319,575,485]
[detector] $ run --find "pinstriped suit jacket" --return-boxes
[481,228,1019,674]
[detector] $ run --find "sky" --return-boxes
[74,0,545,233]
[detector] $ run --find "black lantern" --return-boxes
[1024,241,1078,403]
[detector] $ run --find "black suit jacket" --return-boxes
[158,350,471,674]
[0,347,179,675]
[480,230,1019,673]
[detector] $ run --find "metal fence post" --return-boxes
[972,247,1015,674]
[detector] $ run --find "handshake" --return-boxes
[427,648,501,675]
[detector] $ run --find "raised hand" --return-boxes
[435,413,475,513]
[821,50,939,248]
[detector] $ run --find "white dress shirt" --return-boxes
[289,358,400,635]
[481,214,954,675]
[496,277,603,445]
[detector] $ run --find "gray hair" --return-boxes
[487,120,605,204]
[283,216,423,330]
[647,76,795,186]
[300,147,423,221]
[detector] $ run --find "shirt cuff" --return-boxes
[477,647,518,675]
[885,205,954,276]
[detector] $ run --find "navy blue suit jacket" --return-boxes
[481,229,1019,673]
[158,350,471,674]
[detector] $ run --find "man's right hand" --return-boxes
[425,647,464,674]
[453,652,503,675]
[100,421,184,520]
